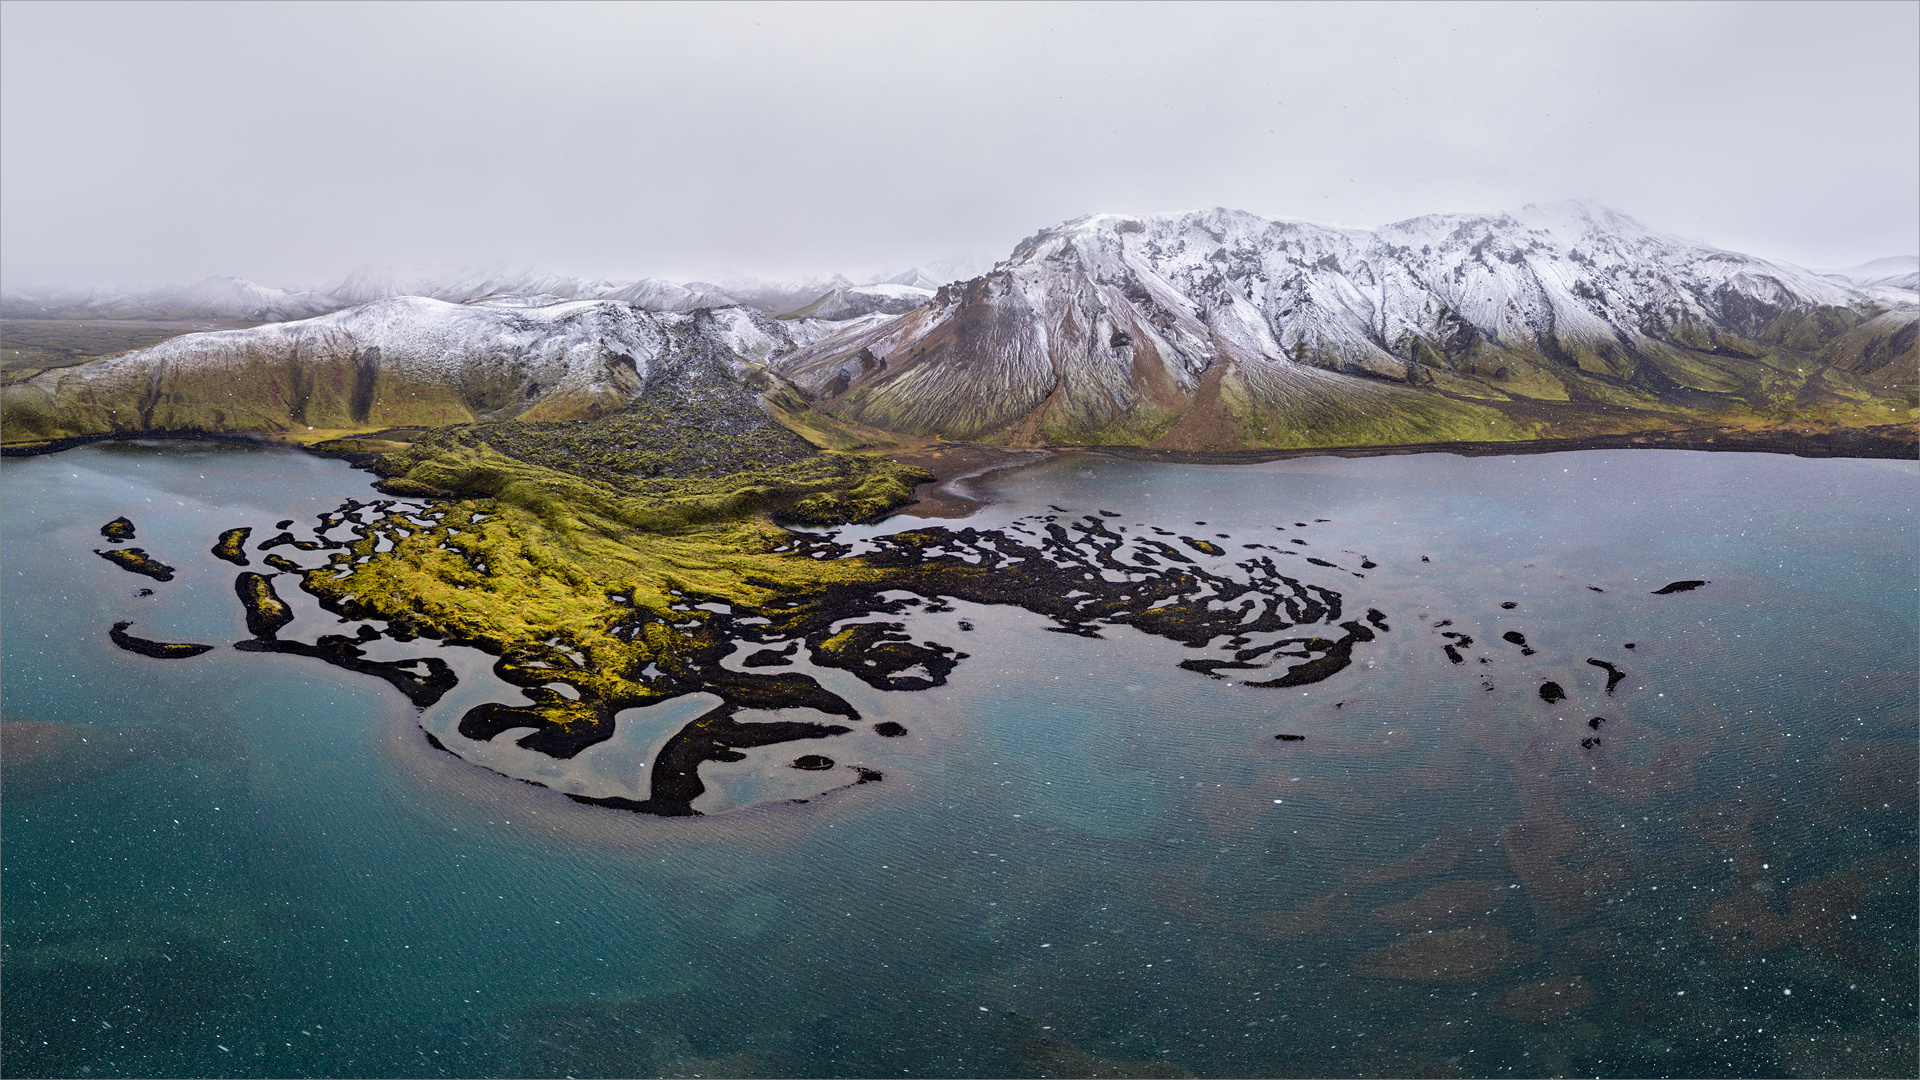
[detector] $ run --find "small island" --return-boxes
[108,621,213,659]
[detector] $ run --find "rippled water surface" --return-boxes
[3,439,1915,1077]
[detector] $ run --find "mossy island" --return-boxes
[108,621,214,659]
[95,546,175,581]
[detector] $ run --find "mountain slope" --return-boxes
[777,283,936,321]
[0,277,334,322]
[4,202,1912,456]
[1823,256,1920,291]
[0,298,795,444]
[778,202,1917,449]
[324,266,739,311]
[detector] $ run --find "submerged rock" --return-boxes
[1586,658,1626,693]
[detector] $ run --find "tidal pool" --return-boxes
[2,439,1914,1077]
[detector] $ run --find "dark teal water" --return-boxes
[3,440,1915,1078]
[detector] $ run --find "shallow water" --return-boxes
[2,439,1915,1077]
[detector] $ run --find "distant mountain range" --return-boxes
[0,260,978,324]
[1819,256,1919,291]
[3,202,1913,453]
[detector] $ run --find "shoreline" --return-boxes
[881,422,1916,519]
[6,421,1912,511]
[0,427,420,462]
[1067,422,1919,466]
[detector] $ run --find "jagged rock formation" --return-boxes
[0,297,795,443]
[777,202,1917,448]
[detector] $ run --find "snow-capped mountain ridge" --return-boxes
[5,201,1912,454]
[777,201,1916,446]
[1,297,796,442]
[1,262,974,323]
[1817,256,1919,291]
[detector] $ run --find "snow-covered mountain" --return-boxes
[1820,256,1920,291]
[777,202,1918,446]
[5,202,1912,452]
[1,298,795,442]
[166,276,336,320]
[1,264,973,323]
[778,282,935,321]
[705,273,855,316]
[706,261,987,316]
[323,266,738,311]
[0,277,334,322]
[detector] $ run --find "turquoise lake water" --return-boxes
[2,439,1915,1077]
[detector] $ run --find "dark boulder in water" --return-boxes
[99,517,135,543]
[874,721,908,737]
[1652,580,1707,594]
[1586,658,1626,693]
[1539,681,1566,703]
[1275,733,1305,742]
[792,754,835,771]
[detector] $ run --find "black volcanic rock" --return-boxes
[95,547,173,581]
[109,622,213,659]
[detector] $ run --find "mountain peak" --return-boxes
[773,202,1915,449]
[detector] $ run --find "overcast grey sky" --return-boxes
[3,0,1915,291]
